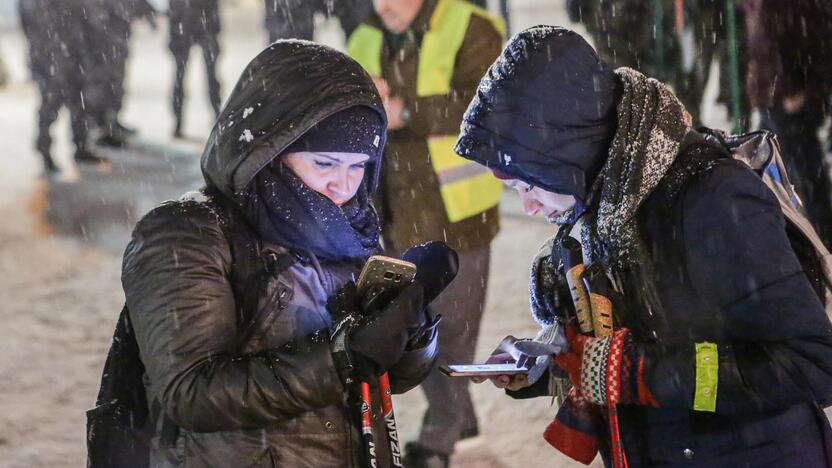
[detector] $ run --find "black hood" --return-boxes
[200,40,388,202]
[455,26,618,201]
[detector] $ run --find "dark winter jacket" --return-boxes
[458,27,832,467]
[122,42,437,467]
[18,0,90,84]
[86,0,155,39]
[617,134,832,467]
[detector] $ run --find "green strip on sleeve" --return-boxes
[693,342,718,412]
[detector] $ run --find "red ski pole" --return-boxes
[360,381,378,468]
[378,372,403,467]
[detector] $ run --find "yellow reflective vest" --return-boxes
[348,0,505,223]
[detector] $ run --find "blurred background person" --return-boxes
[567,0,749,129]
[0,47,7,88]
[263,0,373,43]
[87,0,157,148]
[18,0,106,174]
[348,0,504,466]
[169,0,221,139]
[744,0,832,248]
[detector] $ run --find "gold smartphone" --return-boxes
[356,255,417,300]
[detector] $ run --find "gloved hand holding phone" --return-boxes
[349,282,427,379]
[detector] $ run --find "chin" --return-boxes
[382,19,405,34]
[546,212,571,225]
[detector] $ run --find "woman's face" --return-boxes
[503,178,577,223]
[283,152,371,206]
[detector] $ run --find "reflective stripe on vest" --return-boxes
[347,25,383,77]
[348,0,505,222]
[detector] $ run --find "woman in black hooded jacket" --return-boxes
[460,27,832,467]
[121,41,438,467]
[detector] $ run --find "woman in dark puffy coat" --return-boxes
[122,41,438,467]
[461,27,832,467]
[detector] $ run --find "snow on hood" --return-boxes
[200,39,388,202]
[455,26,618,201]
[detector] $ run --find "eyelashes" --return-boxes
[313,160,367,170]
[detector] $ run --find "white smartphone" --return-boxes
[439,363,530,378]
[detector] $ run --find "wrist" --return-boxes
[400,105,411,127]
[405,313,441,350]
[329,315,358,385]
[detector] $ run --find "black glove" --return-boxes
[348,282,426,380]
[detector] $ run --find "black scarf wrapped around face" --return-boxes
[244,163,381,263]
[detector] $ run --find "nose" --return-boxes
[328,169,354,205]
[373,0,389,13]
[521,194,541,216]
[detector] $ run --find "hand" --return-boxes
[383,95,406,130]
[372,77,390,98]
[471,336,531,391]
[370,77,406,130]
[348,283,426,379]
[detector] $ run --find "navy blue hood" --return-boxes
[455,26,618,201]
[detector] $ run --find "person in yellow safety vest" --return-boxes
[348,1,504,466]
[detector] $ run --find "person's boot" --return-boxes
[96,121,129,148]
[114,121,137,136]
[74,147,108,165]
[96,132,128,148]
[402,442,449,468]
[173,119,183,139]
[41,152,59,175]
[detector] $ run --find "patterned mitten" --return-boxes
[554,323,659,407]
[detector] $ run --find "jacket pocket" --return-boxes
[183,428,276,468]
[645,409,741,464]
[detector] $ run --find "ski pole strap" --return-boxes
[330,314,359,385]
[378,373,403,467]
[360,382,378,468]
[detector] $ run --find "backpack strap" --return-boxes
[702,128,832,314]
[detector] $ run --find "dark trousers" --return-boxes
[35,76,89,157]
[761,104,832,247]
[417,245,490,455]
[88,34,130,131]
[171,34,222,132]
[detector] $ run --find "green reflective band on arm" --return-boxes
[693,342,718,412]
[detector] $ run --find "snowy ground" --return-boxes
[2,1,824,468]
